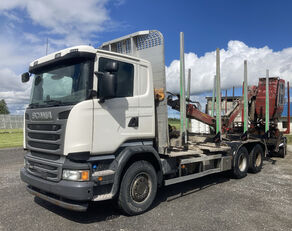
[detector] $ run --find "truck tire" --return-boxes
[232,146,249,179]
[278,138,287,158]
[249,144,263,173]
[118,160,157,215]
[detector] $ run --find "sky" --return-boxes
[1,0,292,114]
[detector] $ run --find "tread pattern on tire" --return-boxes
[118,160,157,216]
[232,146,249,179]
[249,144,263,174]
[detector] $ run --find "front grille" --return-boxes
[26,158,62,181]
[27,123,62,153]
[31,151,60,160]
[25,107,73,154]
[28,124,61,131]
[28,141,59,150]
[28,132,60,141]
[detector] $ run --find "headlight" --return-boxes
[62,170,90,181]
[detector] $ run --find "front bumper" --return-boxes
[26,186,88,211]
[20,168,94,202]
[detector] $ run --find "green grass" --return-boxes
[0,129,23,148]
[284,134,292,144]
[168,118,180,130]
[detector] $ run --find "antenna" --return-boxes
[46,38,49,55]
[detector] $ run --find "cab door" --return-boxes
[92,56,140,154]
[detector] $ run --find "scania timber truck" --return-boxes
[20,30,287,215]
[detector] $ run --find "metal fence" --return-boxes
[0,115,24,129]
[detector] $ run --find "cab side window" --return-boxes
[98,57,134,97]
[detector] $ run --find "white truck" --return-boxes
[20,30,269,215]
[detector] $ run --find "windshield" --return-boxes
[29,60,93,108]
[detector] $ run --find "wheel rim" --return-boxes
[238,154,247,172]
[131,172,152,203]
[255,151,262,167]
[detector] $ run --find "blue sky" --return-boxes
[1,0,292,114]
[107,0,292,65]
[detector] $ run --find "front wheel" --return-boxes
[118,160,157,215]
[232,146,249,179]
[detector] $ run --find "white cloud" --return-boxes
[0,0,120,114]
[0,68,31,114]
[166,41,292,95]
[0,0,123,62]
[23,32,41,43]
[0,30,45,115]
[0,11,22,22]
[0,29,40,114]
[0,34,45,72]
[1,2,292,115]
[0,0,110,45]
[0,68,24,92]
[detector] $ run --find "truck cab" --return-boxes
[21,31,167,215]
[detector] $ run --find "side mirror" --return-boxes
[98,72,116,102]
[105,61,119,72]
[21,72,30,83]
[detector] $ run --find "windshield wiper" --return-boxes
[44,99,62,104]
[28,103,40,108]
[44,100,74,106]
[43,99,65,106]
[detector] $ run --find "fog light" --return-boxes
[62,170,90,181]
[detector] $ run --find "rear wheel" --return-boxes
[232,146,249,179]
[118,160,157,215]
[249,144,264,173]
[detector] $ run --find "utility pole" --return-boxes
[46,38,49,55]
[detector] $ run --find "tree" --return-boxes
[0,99,10,114]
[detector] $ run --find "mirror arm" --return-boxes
[98,97,105,104]
[88,90,97,99]
[94,71,104,76]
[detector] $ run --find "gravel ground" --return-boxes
[0,148,291,231]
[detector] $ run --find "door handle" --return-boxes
[128,117,139,127]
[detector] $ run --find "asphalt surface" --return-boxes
[0,148,291,231]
